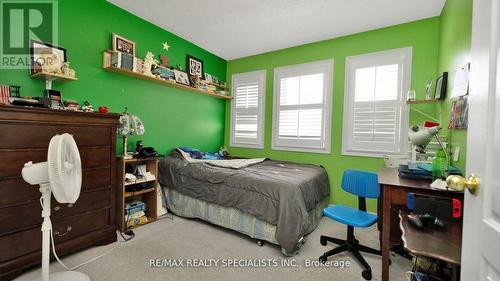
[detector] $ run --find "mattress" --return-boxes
[158,150,330,253]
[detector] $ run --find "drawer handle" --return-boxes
[67,203,74,208]
[55,226,72,237]
[54,206,61,211]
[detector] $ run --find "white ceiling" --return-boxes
[108,0,445,60]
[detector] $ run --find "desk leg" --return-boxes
[381,186,391,281]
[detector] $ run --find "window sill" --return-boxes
[272,144,331,154]
[341,150,403,158]
[229,142,264,149]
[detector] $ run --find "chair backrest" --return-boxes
[341,169,380,199]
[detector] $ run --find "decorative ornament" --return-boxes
[40,53,61,74]
[81,101,94,112]
[143,51,159,77]
[162,41,170,51]
[160,55,169,67]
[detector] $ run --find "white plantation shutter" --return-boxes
[272,60,333,153]
[343,48,411,157]
[230,70,266,148]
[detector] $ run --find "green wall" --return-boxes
[0,0,227,155]
[438,0,472,172]
[225,18,441,211]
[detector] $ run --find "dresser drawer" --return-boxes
[0,208,110,263]
[0,189,111,234]
[0,168,111,206]
[0,123,111,149]
[0,147,111,178]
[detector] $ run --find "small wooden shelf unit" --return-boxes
[116,157,158,231]
[102,50,231,100]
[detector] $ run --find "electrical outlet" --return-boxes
[453,146,460,162]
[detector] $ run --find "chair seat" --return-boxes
[323,205,378,228]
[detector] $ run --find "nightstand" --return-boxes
[116,157,158,231]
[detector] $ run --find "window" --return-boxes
[230,70,266,148]
[342,47,412,157]
[272,60,333,153]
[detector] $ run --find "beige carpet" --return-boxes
[15,215,411,281]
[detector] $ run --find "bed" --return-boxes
[158,150,330,255]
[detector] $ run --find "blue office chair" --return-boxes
[319,170,382,280]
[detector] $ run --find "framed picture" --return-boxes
[173,69,190,86]
[434,72,448,100]
[29,40,67,75]
[448,96,469,129]
[112,33,136,56]
[186,55,204,79]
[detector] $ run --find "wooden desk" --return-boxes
[377,168,464,281]
[399,209,462,281]
[399,210,462,264]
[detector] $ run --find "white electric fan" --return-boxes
[21,133,90,281]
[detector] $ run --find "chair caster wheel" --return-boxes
[257,240,264,247]
[319,255,327,264]
[320,236,327,246]
[362,270,372,280]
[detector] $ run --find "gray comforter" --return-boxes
[158,150,330,253]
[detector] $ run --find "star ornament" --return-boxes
[162,41,170,51]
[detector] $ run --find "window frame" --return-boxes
[230,70,266,149]
[342,47,412,158]
[271,59,334,154]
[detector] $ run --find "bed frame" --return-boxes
[161,186,328,256]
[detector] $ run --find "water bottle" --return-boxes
[432,149,447,180]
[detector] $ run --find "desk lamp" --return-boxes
[408,125,449,178]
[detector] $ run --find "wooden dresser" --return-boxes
[0,106,120,280]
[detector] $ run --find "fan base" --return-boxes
[32,271,90,281]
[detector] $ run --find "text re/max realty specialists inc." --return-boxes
[149,258,350,268]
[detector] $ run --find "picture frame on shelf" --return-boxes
[173,69,190,86]
[29,40,67,75]
[205,73,213,83]
[434,72,448,100]
[112,33,136,56]
[186,55,204,79]
[205,73,220,84]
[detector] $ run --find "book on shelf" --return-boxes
[111,51,135,72]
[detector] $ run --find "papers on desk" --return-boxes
[398,164,432,180]
[430,178,463,192]
[430,179,448,190]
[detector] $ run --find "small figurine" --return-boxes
[81,101,94,112]
[190,75,200,88]
[143,52,159,77]
[160,55,169,67]
[61,62,69,76]
[68,69,76,78]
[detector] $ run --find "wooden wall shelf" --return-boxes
[31,71,78,82]
[208,82,229,90]
[102,51,231,100]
